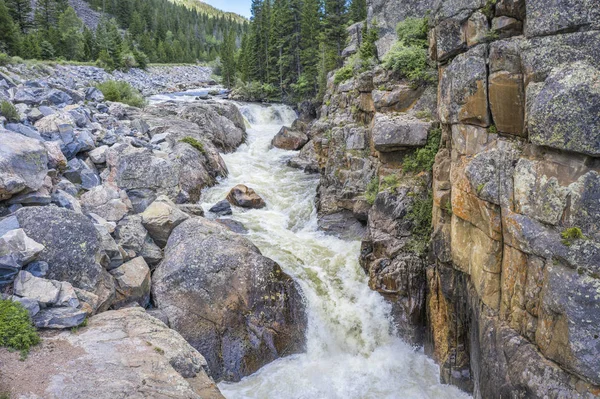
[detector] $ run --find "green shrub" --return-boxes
[0,52,12,66]
[561,227,586,246]
[120,52,138,70]
[488,124,498,134]
[96,80,146,108]
[481,0,498,18]
[406,191,433,255]
[133,49,149,70]
[1,100,20,122]
[380,175,400,191]
[396,17,429,48]
[180,137,205,154]
[0,299,40,358]
[365,177,379,205]
[382,45,434,84]
[334,64,354,85]
[403,127,442,173]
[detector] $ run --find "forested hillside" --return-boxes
[0,0,248,68]
[223,0,369,102]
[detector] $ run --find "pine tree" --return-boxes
[323,0,347,71]
[221,29,236,88]
[6,0,32,33]
[299,0,322,95]
[0,0,18,54]
[348,0,367,24]
[58,7,84,60]
[35,0,59,32]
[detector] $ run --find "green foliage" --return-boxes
[0,52,12,66]
[561,227,586,246]
[406,191,433,256]
[403,127,442,173]
[481,0,498,19]
[0,299,40,358]
[382,44,434,84]
[334,64,354,85]
[396,17,429,48]
[180,137,205,154]
[415,110,432,120]
[96,80,145,107]
[380,174,400,191]
[358,20,379,63]
[348,0,367,23]
[488,124,498,134]
[382,17,435,85]
[0,100,19,122]
[365,177,379,205]
[485,29,499,41]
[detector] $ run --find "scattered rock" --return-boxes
[271,126,309,150]
[109,257,151,309]
[140,196,190,248]
[226,184,266,209]
[209,200,232,216]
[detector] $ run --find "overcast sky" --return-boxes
[203,0,252,18]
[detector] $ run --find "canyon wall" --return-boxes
[306,0,600,397]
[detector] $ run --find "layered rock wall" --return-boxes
[310,0,600,396]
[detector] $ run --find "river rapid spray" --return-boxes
[153,95,470,399]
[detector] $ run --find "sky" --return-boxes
[203,0,252,18]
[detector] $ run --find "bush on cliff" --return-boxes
[0,299,40,358]
[382,17,435,85]
[96,80,146,108]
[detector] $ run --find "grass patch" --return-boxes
[561,227,586,246]
[488,124,498,134]
[0,300,40,359]
[403,127,442,173]
[180,137,206,154]
[365,177,379,205]
[96,80,146,108]
[406,191,433,256]
[0,100,19,122]
[380,175,400,191]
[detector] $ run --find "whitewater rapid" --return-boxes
[183,101,468,399]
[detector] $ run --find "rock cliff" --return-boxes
[307,0,600,397]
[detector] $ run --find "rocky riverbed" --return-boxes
[0,65,306,398]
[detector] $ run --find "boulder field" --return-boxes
[0,64,306,398]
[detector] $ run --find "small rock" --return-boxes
[209,200,232,216]
[24,260,49,277]
[33,306,87,329]
[140,196,190,248]
[110,257,151,309]
[10,296,40,317]
[226,184,266,209]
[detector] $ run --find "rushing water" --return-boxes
[167,98,469,399]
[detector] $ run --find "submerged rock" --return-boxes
[226,184,266,209]
[209,200,232,216]
[152,218,306,382]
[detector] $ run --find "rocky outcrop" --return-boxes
[0,307,224,398]
[313,0,600,397]
[152,217,306,382]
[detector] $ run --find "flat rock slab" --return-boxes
[0,307,223,399]
[372,113,430,152]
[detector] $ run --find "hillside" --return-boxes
[169,0,247,24]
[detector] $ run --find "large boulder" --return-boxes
[226,184,266,209]
[12,206,115,309]
[0,131,48,201]
[0,307,224,398]
[152,218,306,382]
[271,126,308,150]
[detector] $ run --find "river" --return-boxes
[190,102,468,399]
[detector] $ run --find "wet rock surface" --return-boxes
[152,218,307,382]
